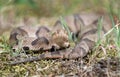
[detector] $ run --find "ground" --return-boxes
[0,0,120,77]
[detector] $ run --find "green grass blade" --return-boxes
[60,16,73,42]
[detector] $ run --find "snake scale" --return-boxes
[9,13,113,65]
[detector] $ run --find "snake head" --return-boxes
[52,29,70,49]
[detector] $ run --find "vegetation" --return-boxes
[0,0,120,77]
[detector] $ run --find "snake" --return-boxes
[9,13,114,65]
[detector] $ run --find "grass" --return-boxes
[0,16,119,77]
[95,16,103,48]
[109,0,120,57]
[0,35,11,54]
[60,16,73,42]
[0,0,120,77]
[59,16,76,47]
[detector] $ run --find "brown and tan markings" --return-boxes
[10,26,70,51]
[9,13,113,65]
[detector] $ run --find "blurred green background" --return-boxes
[0,0,119,17]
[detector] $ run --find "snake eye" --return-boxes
[23,46,29,50]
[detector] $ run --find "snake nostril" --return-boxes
[23,46,29,50]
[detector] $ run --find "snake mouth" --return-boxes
[63,42,70,48]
